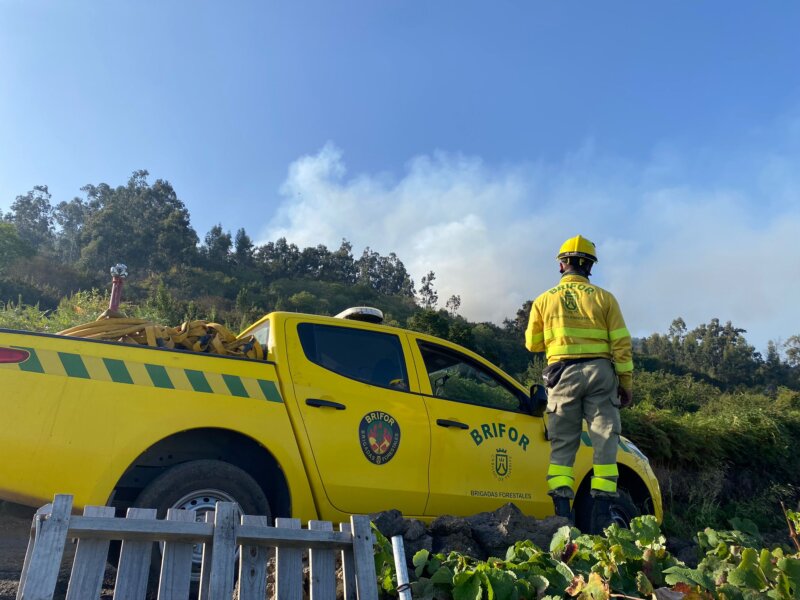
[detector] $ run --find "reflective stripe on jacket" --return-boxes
[525,273,633,390]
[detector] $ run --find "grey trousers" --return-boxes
[546,358,621,498]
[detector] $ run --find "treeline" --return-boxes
[2,170,800,392]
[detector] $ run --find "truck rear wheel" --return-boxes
[135,459,271,520]
[132,459,270,588]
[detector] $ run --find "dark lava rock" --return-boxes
[370,509,406,538]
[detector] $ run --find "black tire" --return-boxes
[575,488,639,532]
[132,460,270,592]
[134,459,270,519]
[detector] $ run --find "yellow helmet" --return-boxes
[557,235,598,263]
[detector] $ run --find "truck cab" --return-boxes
[244,309,662,528]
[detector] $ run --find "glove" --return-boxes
[617,386,633,408]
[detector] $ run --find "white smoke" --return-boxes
[263,141,800,351]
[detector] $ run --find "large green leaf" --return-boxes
[728,548,769,591]
[452,573,482,600]
[776,557,800,599]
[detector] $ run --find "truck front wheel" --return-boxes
[574,488,639,532]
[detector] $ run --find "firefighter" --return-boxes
[525,235,633,533]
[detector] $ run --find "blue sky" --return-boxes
[2,1,799,350]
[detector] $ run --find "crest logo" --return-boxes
[359,412,401,465]
[491,448,511,481]
[561,290,579,311]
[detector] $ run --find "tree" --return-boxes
[203,225,232,270]
[323,239,357,284]
[418,271,438,309]
[79,171,198,275]
[786,336,800,367]
[503,300,532,336]
[445,294,461,316]
[255,237,301,279]
[0,222,33,275]
[53,197,94,264]
[233,228,254,268]
[5,186,54,251]
[356,248,415,296]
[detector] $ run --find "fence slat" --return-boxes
[339,524,356,600]
[20,494,73,600]
[66,505,115,600]
[156,509,196,600]
[112,508,157,600]
[309,521,336,600]
[205,503,237,600]
[238,515,269,600]
[350,515,378,600]
[16,503,51,600]
[275,518,302,600]
[198,512,214,600]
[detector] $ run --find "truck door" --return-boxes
[409,339,551,518]
[285,318,430,516]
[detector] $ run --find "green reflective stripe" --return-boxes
[547,464,574,477]
[581,432,593,446]
[593,464,619,477]
[615,360,634,373]
[16,347,43,373]
[185,369,213,393]
[528,332,544,344]
[591,477,618,493]
[58,353,90,379]
[258,379,283,403]
[103,358,133,384]
[544,327,609,341]
[548,476,574,490]
[609,327,630,341]
[223,374,249,398]
[547,343,610,357]
[145,364,174,389]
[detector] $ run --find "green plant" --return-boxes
[373,515,800,599]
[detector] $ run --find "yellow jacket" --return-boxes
[525,273,633,390]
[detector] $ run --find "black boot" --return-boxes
[552,496,573,523]
[590,496,613,535]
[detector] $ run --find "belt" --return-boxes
[558,357,607,366]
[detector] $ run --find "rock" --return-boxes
[370,509,406,538]
[403,519,427,541]
[467,503,569,558]
[433,531,483,558]
[370,504,571,565]
[404,534,433,564]
[430,514,471,537]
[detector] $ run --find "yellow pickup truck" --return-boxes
[0,307,661,533]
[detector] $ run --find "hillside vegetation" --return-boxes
[2,171,800,538]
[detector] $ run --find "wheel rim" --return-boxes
[610,502,634,528]
[169,488,241,570]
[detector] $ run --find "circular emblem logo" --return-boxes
[359,412,401,465]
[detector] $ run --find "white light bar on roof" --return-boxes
[334,306,384,324]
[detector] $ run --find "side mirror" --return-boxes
[529,383,548,417]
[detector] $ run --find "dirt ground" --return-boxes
[0,501,35,600]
